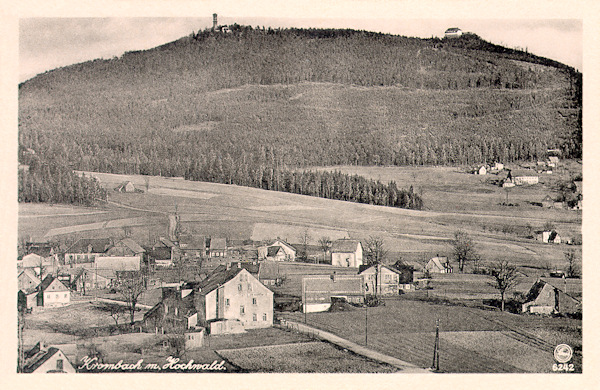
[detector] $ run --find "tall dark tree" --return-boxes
[489,260,520,311]
[451,230,479,273]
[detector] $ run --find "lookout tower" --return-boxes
[213,13,218,30]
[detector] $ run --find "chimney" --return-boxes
[213,13,218,30]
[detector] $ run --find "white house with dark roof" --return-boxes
[258,239,296,261]
[424,256,453,274]
[330,239,363,268]
[208,237,227,257]
[444,27,463,38]
[37,275,70,307]
[22,342,76,373]
[64,238,112,265]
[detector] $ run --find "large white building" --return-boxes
[330,239,363,268]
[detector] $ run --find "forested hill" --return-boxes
[18,26,581,207]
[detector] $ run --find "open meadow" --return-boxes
[19,166,581,274]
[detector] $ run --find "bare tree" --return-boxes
[116,271,146,325]
[489,260,520,311]
[565,250,580,278]
[364,236,387,266]
[452,230,478,272]
[318,236,331,263]
[298,229,312,262]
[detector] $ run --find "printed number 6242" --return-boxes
[552,363,574,372]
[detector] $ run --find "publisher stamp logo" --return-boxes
[553,344,573,364]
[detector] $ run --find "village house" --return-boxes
[68,267,115,294]
[537,230,561,244]
[424,256,453,274]
[541,195,554,208]
[106,238,145,257]
[258,261,283,287]
[511,170,539,186]
[548,156,559,165]
[64,238,112,266]
[359,264,414,296]
[143,265,273,335]
[198,265,273,334]
[114,180,137,193]
[177,235,207,260]
[330,239,363,268]
[444,27,463,38]
[492,162,504,171]
[22,342,76,373]
[477,166,487,175]
[258,239,297,261]
[95,256,141,271]
[19,253,60,278]
[302,274,365,313]
[208,237,227,257]
[522,279,581,315]
[18,268,41,293]
[37,275,70,308]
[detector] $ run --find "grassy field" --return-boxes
[217,341,398,373]
[19,166,581,275]
[280,297,581,373]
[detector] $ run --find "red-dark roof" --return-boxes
[22,345,61,373]
[199,267,244,295]
[267,246,283,257]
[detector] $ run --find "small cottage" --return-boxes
[522,280,580,315]
[114,181,137,193]
[302,275,365,313]
[37,276,70,307]
[424,256,453,274]
[22,342,76,373]
[258,240,296,261]
[541,195,553,208]
[444,27,463,38]
[330,239,363,268]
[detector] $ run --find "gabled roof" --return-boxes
[270,239,296,252]
[445,27,461,33]
[267,246,284,257]
[358,264,404,276]
[39,275,68,293]
[66,238,112,254]
[331,239,361,253]
[199,267,244,295]
[427,257,450,270]
[19,269,41,285]
[210,263,259,277]
[179,235,206,250]
[118,238,146,254]
[156,237,175,248]
[524,279,581,304]
[115,181,135,191]
[542,195,553,202]
[209,238,227,251]
[146,247,172,261]
[258,261,280,279]
[22,345,61,373]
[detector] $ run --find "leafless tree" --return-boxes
[452,230,478,272]
[116,271,146,325]
[298,229,312,261]
[364,236,387,266]
[489,260,520,311]
[565,250,580,278]
[318,236,331,263]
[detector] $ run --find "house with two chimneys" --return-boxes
[330,239,363,268]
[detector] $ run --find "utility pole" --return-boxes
[365,305,368,346]
[431,318,440,371]
[303,278,307,324]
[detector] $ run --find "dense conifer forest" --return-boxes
[18,26,581,208]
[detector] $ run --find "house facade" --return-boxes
[302,275,365,313]
[444,27,463,38]
[64,238,112,266]
[208,238,227,257]
[359,264,413,296]
[199,267,273,331]
[331,239,363,268]
[513,176,539,185]
[18,269,41,293]
[37,276,70,307]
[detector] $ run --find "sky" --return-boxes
[19,17,582,82]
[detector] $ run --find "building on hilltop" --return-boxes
[444,27,463,38]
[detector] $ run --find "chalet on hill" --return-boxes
[522,279,580,315]
[114,181,137,193]
[330,239,363,268]
[444,27,463,38]
[302,274,365,313]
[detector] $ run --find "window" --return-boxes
[56,359,63,371]
[225,298,230,306]
[238,284,243,291]
[248,283,252,291]
[55,294,59,299]
[253,313,257,321]
[263,313,267,321]
[64,294,67,298]
[252,298,257,305]
[240,305,245,315]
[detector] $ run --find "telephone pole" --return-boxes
[431,318,440,371]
